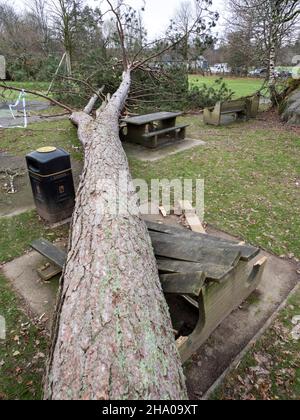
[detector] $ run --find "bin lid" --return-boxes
[36,146,58,153]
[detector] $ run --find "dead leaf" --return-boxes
[292,315,300,325]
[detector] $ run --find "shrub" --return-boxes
[187,78,234,109]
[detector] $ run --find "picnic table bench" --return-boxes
[203,93,260,126]
[120,112,189,149]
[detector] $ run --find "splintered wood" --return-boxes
[176,200,206,234]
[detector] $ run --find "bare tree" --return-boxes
[0,1,52,78]
[26,0,51,53]
[167,0,218,63]
[49,0,84,75]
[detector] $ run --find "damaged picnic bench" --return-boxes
[120,112,189,149]
[31,221,267,363]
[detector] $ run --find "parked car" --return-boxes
[276,70,293,78]
[249,68,268,78]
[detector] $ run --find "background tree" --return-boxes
[167,0,219,64]
[49,0,85,75]
[27,0,52,54]
[229,0,300,102]
[224,29,256,76]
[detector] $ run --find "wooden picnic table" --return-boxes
[120,111,189,149]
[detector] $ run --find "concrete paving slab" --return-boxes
[3,251,60,330]
[123,138,206,162]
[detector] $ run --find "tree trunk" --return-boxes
[65,50,72,76]
[268,40,277,104]
[44,70,187,400]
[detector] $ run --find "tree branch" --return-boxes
[83,86,105,115]
[0,83,74,113]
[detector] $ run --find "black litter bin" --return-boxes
[26,146,75,223]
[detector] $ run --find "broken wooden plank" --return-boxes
[149,231,259,262]
[160,272,206,297]
[177,200,196,215]
[37,263,62,281]
[157,259,234,283]
[158,206,168,217]
[255,256,268,267]
[176,336,189,349]
[147,222,259,260]
[151,237,241,267]
[146,220,235,244]
[185,213,206,235]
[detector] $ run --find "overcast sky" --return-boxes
[126,0,228,38]
[10,0,228,39]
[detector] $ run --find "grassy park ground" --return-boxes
[189,75,265,98]
[0,78,300,398]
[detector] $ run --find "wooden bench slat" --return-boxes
[142,124,188,138]
[157,259,234,283]
[149,230,259,262]
[151,238,241,267]
[146,222,259,261]
[121,112,182,126]
[146,221,237,245]
[160,272,206,297]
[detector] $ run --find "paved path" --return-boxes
[123,138,206,162]
[0,100,52,128]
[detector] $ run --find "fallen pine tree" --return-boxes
[43,67,188,399]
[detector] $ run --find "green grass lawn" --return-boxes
[189,75,265,98]
[0,119,82,160]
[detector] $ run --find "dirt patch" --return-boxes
[245,109,300,134]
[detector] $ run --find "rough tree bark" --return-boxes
[44,70,188,400]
